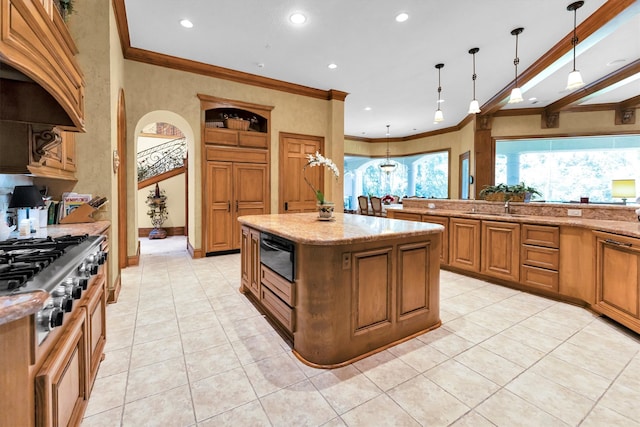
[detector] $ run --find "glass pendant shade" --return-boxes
[379,125,397,174]
[468,99,480,114]
[433,63,445,124]
[566,70,584,90]
[508,87,523,104]
[433,109,444,123]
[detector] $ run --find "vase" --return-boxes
[317,201,335,219]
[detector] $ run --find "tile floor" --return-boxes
[82,236,640,427]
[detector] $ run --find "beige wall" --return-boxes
[137,175,186,229]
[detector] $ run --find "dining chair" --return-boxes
[358,196,370,215]
[370,196,383,216]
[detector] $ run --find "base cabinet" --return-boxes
[481,221,520,282]
[241,226,261,299]
[422,215,449,265]
[594,231,640,332]
[449,218,481,272]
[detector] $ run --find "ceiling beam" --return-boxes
[481,0,637,116]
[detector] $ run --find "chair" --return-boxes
[369,196,383,216]
[358,196,370,215]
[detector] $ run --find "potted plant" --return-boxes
[146,183,168,239]
[508,182,542,202]
[479,183,510,201]
[303,151,340,219]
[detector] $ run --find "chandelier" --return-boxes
[379,125,397,174]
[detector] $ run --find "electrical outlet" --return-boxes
[567,209,582,217]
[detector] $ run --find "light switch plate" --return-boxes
[567,209,582,217]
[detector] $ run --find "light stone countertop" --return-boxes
[386,206,640,239]
[238,212,444,245]
[0,220,111,326]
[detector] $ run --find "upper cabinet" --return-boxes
[0,0,85,130]
[200,97,271,150]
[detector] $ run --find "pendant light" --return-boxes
[433,63,444,123]
[379,125,397,174]
[468,48,481,114]
[508,27,524,104]
[566,1,585,90]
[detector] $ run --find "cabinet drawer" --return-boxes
[521,265,559,292]
[522,245,559,270]
[261,265,294,306]
[204,128,238,146]
[239,132,268,149]
[261,286,295,332]
[522,224,559,248]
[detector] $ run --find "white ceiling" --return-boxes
[123,0,640,138]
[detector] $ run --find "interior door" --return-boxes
[279,133,324,213]
[206,161,233,253]
[233,162,268,248]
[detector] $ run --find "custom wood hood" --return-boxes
[0,0,85,131]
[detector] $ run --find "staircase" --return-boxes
[137,137,187,188]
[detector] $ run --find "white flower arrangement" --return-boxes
[303,151,340,204]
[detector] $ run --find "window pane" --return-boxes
[495,135,640,203]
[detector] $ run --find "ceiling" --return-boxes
[121,0,640,138]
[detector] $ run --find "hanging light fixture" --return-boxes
[379,125,397,174]
[508,27,524,104]
[433,63,445,123]
[566,1,585,90]
[468,47,481,114]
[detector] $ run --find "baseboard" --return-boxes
[187,240,204,258]
[107,272,121,304]
[138,226,185,237]
[127,240,140,266]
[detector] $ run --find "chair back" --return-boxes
[370,196,383,216]
[358,196,369,215]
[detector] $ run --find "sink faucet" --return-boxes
[504,199,511,214]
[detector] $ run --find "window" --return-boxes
[344,151,449,210]
[495,135,640,203]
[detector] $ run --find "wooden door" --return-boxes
[449,218,481,272]
[206,161,233,253]
[279,133,323,213]
[233,163,269,248]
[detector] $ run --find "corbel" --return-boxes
[615,107,635,125]
[475,114,492,131]
[30,125,62,162]
[541,110,559,129]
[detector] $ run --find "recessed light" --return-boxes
[180,19,193,28]
[395,12,409,22]
[328,63,337,69]
[607,59,626,66]
[528,97,537,101]
[364,107,372,111]
[290,13,306,24]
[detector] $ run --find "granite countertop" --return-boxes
[386,206,640,239]
[0,220,110,326]
[238,212,444,245]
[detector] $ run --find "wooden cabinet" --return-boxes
[388,211,421,221]
[260,265,295,333]
[241,226,261,298]
[422,215,449,265]
[520,224,559,292]
[481,220,520,282]
[449,217,481,272]
[204,128,268,149]
[206,161,268,253]
[83,274,106,390]
[594,231,640,333]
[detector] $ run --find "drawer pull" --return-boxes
[604,238,632,247]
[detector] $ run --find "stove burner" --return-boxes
[0,234,88,252]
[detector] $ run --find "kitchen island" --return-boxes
[238,213,443,368]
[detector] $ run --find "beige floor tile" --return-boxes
[506,371,594,425]
[550,342,632,380]
[528,355,611,400]
[387,336,449,372]
[174,298,214,318]
[180,323,229,354]
[231,331,288,365]
[518,315,581,341]
[97,346,131,379]
[417,326,475,357]
[84,371,128,417]
[479,334,546,368]
[353,350,420,391]
[198,400,271,427]
[442,318,497,344]
[581,405,640,427]
[125,357,188,403]
[499,323,563,353]
[191,367,257,421]
[103,326,134,352]
[615,354,640,391]
[177,311,222,334]
[244,352,307,397]
[476,389,567,427]
[122,384,195,427]
[133,317,179,344]
[442,292,495,317]
[107,311,136,331]
[598,381,640,421]
[80,406,123,427]
[449,410,495,427]
[454,346,524,386]
[341,393,420,426]
[259,379,337,426]
[424,359,500,407]
[135,305,176,327]
[387,375,469,426]
[310,364,382,415]
[184,342,241,382]
[129,335,183,369]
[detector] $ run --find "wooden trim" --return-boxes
[117,89,128,271]
[107,272,121,304]
[187,240,204,258]
[138,227,185,237]
[127,240,140,266]
[346,118,472,143]
[137,164,186,190]
[197,94,274,114]
[482,0,638,116]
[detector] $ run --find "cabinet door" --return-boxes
[84,275,106,390]
[206,161,234,253]
[481,221,520,282]
[249,228,261,297]
[233,163,269,249]
[449,218,481,272]
[35,308,88,427]
[388,211,420,221]
[422,215,449,265]
[241,226,251,291]
[595,232,640,332]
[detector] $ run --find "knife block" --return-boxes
[59,203,96,224]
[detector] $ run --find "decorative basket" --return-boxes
[508,193,525,202]
[224,118,250,131]
[484,193,506,202]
